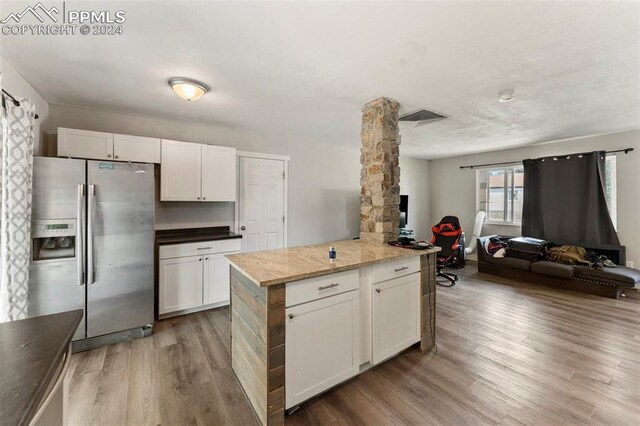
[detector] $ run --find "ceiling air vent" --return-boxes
[399,109,449,123]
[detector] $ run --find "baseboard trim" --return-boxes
[158,300,230,320]
[72,324,153,353]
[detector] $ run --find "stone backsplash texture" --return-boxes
[360,97,401,243]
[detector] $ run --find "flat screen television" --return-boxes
[399,195,408,228]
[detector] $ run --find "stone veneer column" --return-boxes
[360,97,401,243]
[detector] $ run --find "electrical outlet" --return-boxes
[626,261,634,268]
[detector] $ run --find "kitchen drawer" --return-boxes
[286,269,359,307]
[371,257,420,284]
[159,239,241,259]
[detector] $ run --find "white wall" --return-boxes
[47,103,361,246]
[1,57,50,154]
[429,130,640,266]
[399,156,431,241]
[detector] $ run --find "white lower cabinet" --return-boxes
[158,239,241,317]
[372,272,421,364]
[285,290,360,409]
[159,256,204,314]
[203,253,231,305]
[283,260,422,409]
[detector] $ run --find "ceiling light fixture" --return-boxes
[498,91,516,103]
[168,77,209,101]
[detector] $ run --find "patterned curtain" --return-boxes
[0,79,35,322]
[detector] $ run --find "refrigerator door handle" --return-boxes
[77,184,85,286]
[87,184,96,285]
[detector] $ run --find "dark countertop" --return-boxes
[0,310,83,426]
[155,226,242,246]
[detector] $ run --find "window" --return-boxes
[476,165,524,225]
[475,156,618,228]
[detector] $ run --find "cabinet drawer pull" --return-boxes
[394,266,409,272]
[318,283,339,291]
[197,247,212,250]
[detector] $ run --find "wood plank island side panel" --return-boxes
[420,253,437,351]
[266,284,286,426]
[230,267,286,426]
[230,267,269,425]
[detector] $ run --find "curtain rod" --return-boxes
[459,148,634,169]
[1,89,39,119]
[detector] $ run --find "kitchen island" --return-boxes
[226,240,440,425]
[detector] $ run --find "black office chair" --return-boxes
[430,216,464,287]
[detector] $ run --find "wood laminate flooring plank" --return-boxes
[67,268,640,425]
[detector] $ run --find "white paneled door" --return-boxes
[238,157,285,252]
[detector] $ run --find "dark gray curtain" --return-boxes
[521,151,619,245]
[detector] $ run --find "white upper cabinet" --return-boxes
[161,140,202,201]
[161,140,236,202]
[58,128,114,161]
[113,134,161,163]
[57,128,161,163]
[201,145,237,202]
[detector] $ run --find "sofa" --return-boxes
[477,236,640,299]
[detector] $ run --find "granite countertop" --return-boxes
[0,310,83,426]
[226,239,441,287]
[155,226,242,245]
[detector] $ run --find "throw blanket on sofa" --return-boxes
[547,245,616,270]
[547,246,590,265]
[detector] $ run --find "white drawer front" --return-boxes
[371,257,420,284]
[159,238,242,259]
[286,269,359,307]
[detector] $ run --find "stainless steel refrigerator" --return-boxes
[29,157,154,350]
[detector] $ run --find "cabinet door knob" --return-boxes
[205,257,208,260]
[203,197,206,200]
[115,155,120,159]
[240,226,246,231]
[288,314,294,319]
[107,154,112,158]
[197,197,200,200]
[199,258,202,262]
[376,289,381,294]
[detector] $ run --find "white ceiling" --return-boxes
[2,1,639,159]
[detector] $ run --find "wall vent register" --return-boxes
[399,109,449,123]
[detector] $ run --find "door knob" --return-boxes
[240,226,246,231]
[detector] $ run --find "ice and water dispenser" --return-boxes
[32,219,77,261]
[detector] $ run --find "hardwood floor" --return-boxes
[68,268,640,425]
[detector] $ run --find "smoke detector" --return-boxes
[498,91,516,103]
